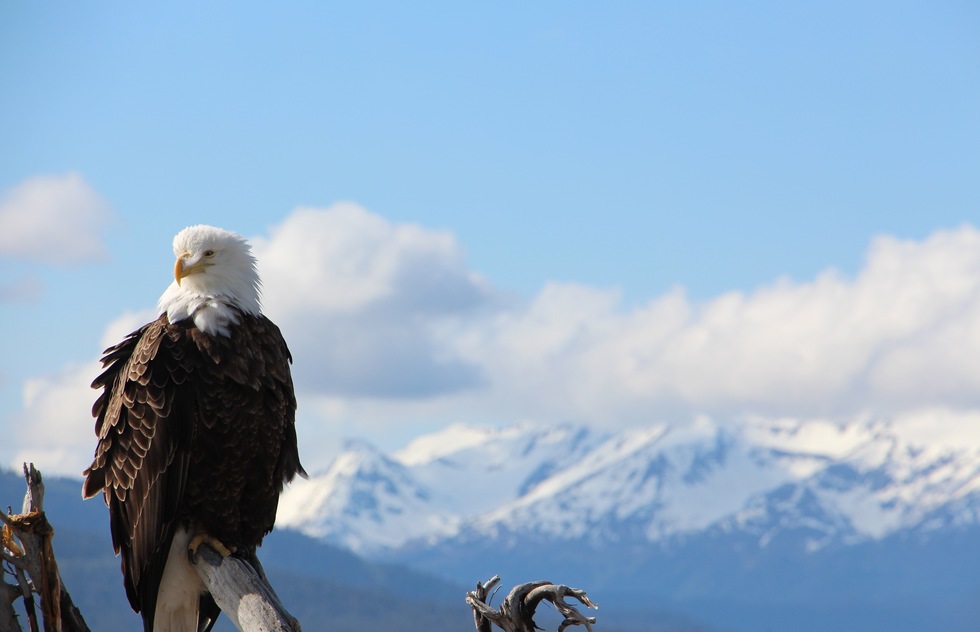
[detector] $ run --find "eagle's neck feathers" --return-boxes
[157,278,261,337]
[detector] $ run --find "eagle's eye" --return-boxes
[203,250,215,258]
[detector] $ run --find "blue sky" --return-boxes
[2,2,979,475]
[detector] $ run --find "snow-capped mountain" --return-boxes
[277,423,596,551]
[277,410,980,556]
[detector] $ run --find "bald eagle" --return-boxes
[82,225,305,631]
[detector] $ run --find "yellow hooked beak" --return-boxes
[175,256,209,286]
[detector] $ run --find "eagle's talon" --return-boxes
[188,533,234,561]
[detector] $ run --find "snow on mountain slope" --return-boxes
[277,411,980,555]
[278,423,596,551]
[393,422,596,516]
[274,438,447,551]
[471,417,800,542]
[724,411,980,548]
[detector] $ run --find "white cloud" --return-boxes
[0,172,114,265]
[13,208,980,477]
[252,203,495,397]
[11,362,101,478]
[450,225,980,422]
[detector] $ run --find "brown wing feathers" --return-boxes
[83,315,194,621]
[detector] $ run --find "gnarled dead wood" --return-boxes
[1,464,90,632]
[466,575,598,632]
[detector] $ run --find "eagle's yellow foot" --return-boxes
[188,532,234,559]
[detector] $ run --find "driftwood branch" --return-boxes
[191,542,301,632]
[466,575,598,632]
[0,464,90,632]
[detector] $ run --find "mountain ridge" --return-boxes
[278,412,980,555]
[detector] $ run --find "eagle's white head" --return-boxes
[157,225,262,336]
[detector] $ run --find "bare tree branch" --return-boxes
[467,575,501,632]
[466,576,598,632]
[0,550,25,571]
[191,542,301,632]
[11,567,36,632]
[0,464,90,632]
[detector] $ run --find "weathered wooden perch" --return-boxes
[191,542,301,632]
[1,464,90,632]
[466,575,598,632]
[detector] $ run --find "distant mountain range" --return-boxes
[276,415,980,632]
